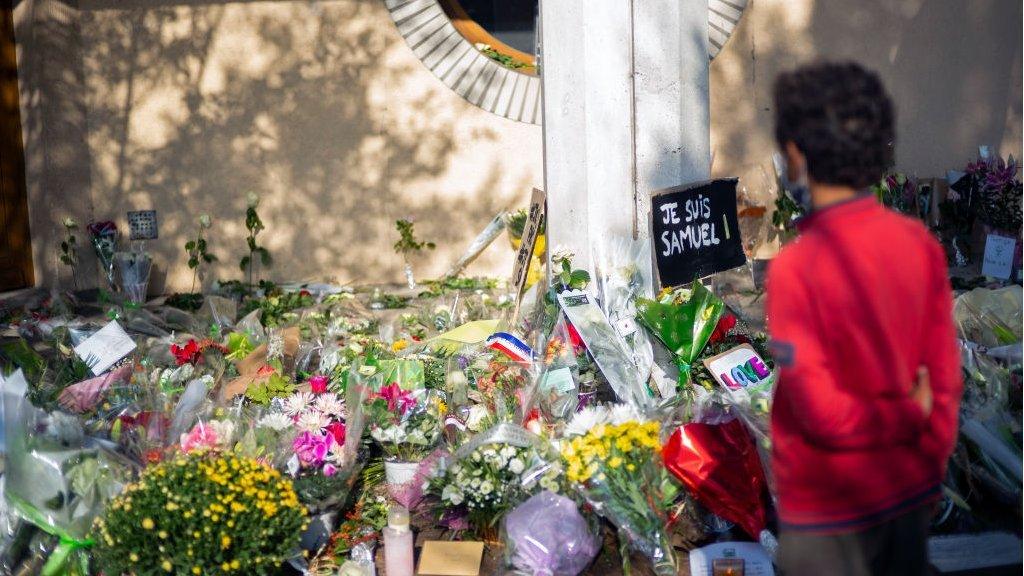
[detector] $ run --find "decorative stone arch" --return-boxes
[385,0,748,125]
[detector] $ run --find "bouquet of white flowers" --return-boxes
[428,423,559,539]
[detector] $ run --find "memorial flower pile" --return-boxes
[365,383,445,461]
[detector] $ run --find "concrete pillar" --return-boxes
[539,0,710,279]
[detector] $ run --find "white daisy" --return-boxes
[257,413,293,431]
[283,391,314,417]
[565,405,609,437]
[313,394,345,418]
[296,410,330,432]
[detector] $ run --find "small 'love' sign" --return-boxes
[702,344,774,393]
[650,179,746,288]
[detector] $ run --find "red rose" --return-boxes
[326,421,346,446]
[709,314,737,344]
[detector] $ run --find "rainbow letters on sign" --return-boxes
[703,344,772,391]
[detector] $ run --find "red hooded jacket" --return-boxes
[766,196,962,534]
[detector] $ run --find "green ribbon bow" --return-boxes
[7,493,93,576]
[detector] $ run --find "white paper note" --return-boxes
[689,541,774,576]
[73,321,136,375]
[981,234,1016,279]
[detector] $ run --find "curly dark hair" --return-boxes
[774,61,895,189]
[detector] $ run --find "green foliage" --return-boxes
[59,218,80,288]
[240,198,271,291]
[553,253,590,292]
[393,219,435,256]
[772,189,804,234]
[240,290,316,328]
[245,372,296,405]
[165,292,205,312]
[225,332,256,361]
[479,46,529,70]
[421,276,500,296]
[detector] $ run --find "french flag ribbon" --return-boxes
[485,332,535,363]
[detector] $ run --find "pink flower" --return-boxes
[375,382,416,415]
[180,424,218,453]
[293,431,334,467]
[308,374,329,394]
[323,463,338,477]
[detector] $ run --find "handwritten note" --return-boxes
[651,179,746,287]
[981,234,1016,279]
[73,321,136,375]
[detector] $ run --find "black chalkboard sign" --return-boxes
[650,179,746,288]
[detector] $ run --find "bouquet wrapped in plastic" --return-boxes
[2,370,129,576]
[561,407,680,575]
[636,280,724,388]
[428,423,559,539]
[503,490,600,576]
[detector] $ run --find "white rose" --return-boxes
[246,191,260,208]
[198,214,212,229]
[508,458,525,475]
[479,481,493,495]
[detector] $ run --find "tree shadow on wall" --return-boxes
[79,0,506,289]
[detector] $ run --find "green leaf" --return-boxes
[185,240,196,251]
[188,257,199,269]
[259,248,271,266]
[203,254,216,263]
[239,255,251,271]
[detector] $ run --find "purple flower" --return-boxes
[293,431,334,467]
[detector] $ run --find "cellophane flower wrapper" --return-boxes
[86,221,118,288]
[1,370,129,576]
[536,316,584,420]
[431,423,560,536]
[592,238,655,391]
[635,280,724,387]
[502,490,600,576]
[562,417,680,575]
[662,419,769,541]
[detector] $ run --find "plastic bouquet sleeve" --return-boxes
[635,280,724,386]
[662,419,768,541]
[2,370,121,576]
[503,490,600,576]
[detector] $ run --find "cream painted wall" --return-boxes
[710,0,1023,181]
[15,0,1023,291]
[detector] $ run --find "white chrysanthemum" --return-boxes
[283,391,314,417]
[257,413,293,431]
[508,458,525,475]
[479,481,494,495]
[608,403,642,425]
[313,394,345,417]
[565,405,609,437]
[296,410,330,432]
[500,445,517,460]
[442,485,464,505]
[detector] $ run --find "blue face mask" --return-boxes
[774,152,812,212]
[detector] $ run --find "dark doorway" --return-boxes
[0,0,32,291]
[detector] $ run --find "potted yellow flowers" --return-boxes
[92,453,307,575]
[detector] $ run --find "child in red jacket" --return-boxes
[768,62,962,576]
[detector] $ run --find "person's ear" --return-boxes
[783,141,806,181]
